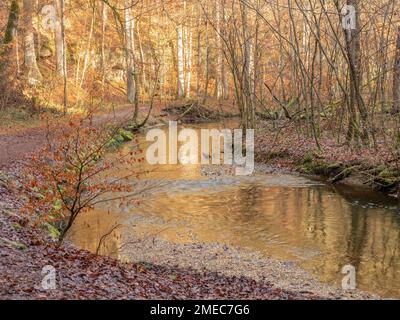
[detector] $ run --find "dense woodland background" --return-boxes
[1,0,400,149]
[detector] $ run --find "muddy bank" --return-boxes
[254,120,400,198]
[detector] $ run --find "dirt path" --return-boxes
[0,108,135,170]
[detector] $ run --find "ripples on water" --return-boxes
[69,124,400,298]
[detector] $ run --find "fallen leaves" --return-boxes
[0,207,319,300]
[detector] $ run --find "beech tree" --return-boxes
[0,0,398,148]
[23,0,42,86]
[393,26,400,114]
[0,0,19,73]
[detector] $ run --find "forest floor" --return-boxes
[0,100,394,300]
[0,105,137,169]
[0,203,322,300]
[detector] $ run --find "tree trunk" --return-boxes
[23,0,42,86]
[177,25,185,98]
[137,20,147,95]
[221,0,228,99]
[240,2,254,130]
[196,15,202,100]
[60,0,68,114]
[53,0,68,113]
[0,0,19,73]
[392,26,400,114]
[202,20,210,104]
[186,31,193,98]
[215,0,223,99]
[124,0,137,107]
[344,0,369,143]
[79,4,95,88]
[101,2,107,98]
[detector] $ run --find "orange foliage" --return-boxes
[20,118,142,242]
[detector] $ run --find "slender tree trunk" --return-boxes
[221,0,228,99]
[196,15,202,100]
[137,21,147,95]
[215,0,223,99]
[177,25,185,98]
[202,20,210,104]
[54,0,68,113]
[240,2,254,129]
[35,0,41,63]
[15,29,20,74]
[392,26,400,114]
[79,4,95,88]
[101,2,107,99]
[343,0,369,143]
[124,0,137,107]
[159,48,165,98]
[186,31,193,98]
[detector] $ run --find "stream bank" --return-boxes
[1,103,396,300]
[0,180,323,300]
[254,119,400,198]
[0,183,377,300]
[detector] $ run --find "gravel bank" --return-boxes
[121,232,378,300]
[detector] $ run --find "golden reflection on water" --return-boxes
[69,123,400,298]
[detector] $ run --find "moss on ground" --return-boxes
[295,152,399,194]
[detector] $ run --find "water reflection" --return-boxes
[69,123,400,298]
[70,176,400,297]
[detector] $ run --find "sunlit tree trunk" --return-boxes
[137,20,147,95]
[186,31,193,98]
[177,25,185,98]
[35,0,41,63]
[196,14,202,100]
[202,19,210,104]
[159,48,166,98]
[215,0,223,99]
[23,0,42,86]
[79,4,95,88]
[101,2,107,98]
[124,0,137,107]
[53,0,68,113]
[221,0,228,99]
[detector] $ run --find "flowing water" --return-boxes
[69,122,400,298]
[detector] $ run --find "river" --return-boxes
[68,122,400,298]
